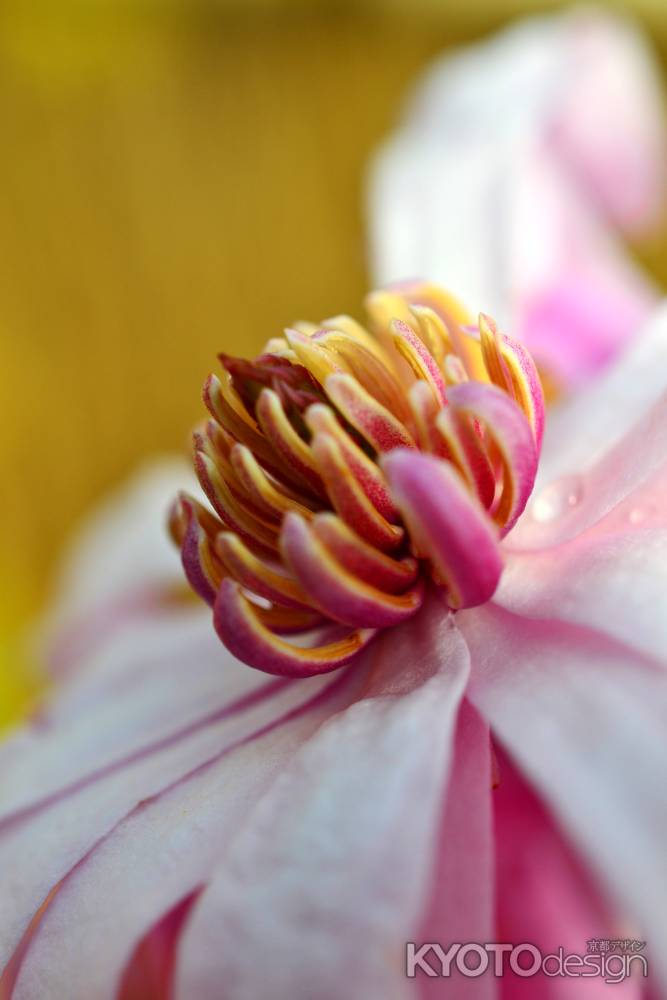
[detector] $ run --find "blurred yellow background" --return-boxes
[1,0,667,725]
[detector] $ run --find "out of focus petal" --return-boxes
[40,459,195,678]
[417,700,496,1000]
[495,749,641,999]
[531,304,667,490]
[500,363,667,661]
[0,625,340,980]
[368,10,665,387]
[461,603,667,991]
[9,668,359,1000]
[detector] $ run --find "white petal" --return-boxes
[46,460,191,622]
[11,669,354,1000]
[175,604,470,1000]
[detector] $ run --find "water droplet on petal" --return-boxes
[531,475,584,523]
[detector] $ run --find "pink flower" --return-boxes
[167,283,543,675]
[368,9,667,389]
[1,280,665,1000]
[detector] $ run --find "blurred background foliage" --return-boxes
[1,0,667,725]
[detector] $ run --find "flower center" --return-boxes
[169,281,544,677]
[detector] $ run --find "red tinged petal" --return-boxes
[214,532,312,611]
[255,388,327,498]
[283,327,348,385]
[434,406,496,510]
[229,444,314,522]
[462,603,667,989]
[382,450,503,609]
[324,373,416,453]
[310,512,418,593]
[387,280,485,381]
[448,381,538,534]
[310,432,404,552]
[305,403,399,522]
[315,327,413,425]
[493,749,633,1000]
[171,496,224,607]
[408,379,448,456]
[391,317,448,406]
[280,512,424,628]
[213,579,377,677]
[417,701,495,1000]
[118,893,196,1000]
[202,374,277,471]
[193,450,280,556]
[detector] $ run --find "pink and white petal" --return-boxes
[118,894,196,1000]
[368,12,664,387]
[550,9,666,234]
[10,667,363,1000]
[532,304,667,494]
[175,599,470,1000]
[0,610,269,821]
[0,669,340,974]
[510,152,657,388]
[417,700,496,1000]
[383,450,503,610]
[498,465,667,664]
[495,748,642,1000]
[461,603,667,991]
[510,389,667,551]
[38,460,194,671]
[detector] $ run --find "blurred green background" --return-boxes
[1,0,667,724]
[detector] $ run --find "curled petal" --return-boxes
[213,580,376,677]
[314,330,412,426]
[500,331,545,454]
[407,304,449,366]
[382,450,502,608]
[255,388,326,499]
[171,495,224,606]
[310,432,404,552]
[193,450,280,555]
[479,313,545,453]
[364,288,422,374]
[479,312,511,391]
[391,318,448,406]
[311,513,418,593]
[305,404,398,521]
[389,280,486,381]
[281,513,423,628]
[250,603,324,635]
[434,407,496,510]
[202,374,277,470]
[215,532,311,610]
[320,314,390,363]
[448,381,538,534]
[408,380,449,456]
[230,445,314,522]
[324,373,416,453]
[283,328,347,385]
